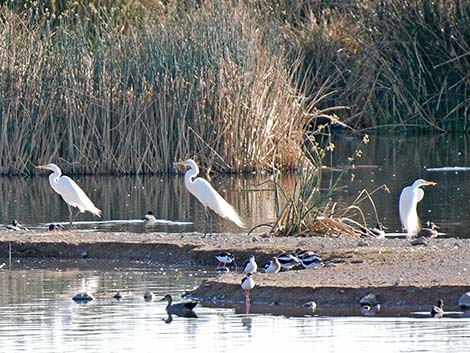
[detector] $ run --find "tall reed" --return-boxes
[0,1,311,175]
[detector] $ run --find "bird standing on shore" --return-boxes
[278,252,301,271]
[263,257,281,273]
[35,163,102,225]
[242,255,257,274]
[174,159,244,237]
[399,179,436,238]
[215,252,235,267]
[6,220,28,231]
[418,221,440,238]
[431,299,444,318]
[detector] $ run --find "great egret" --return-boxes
[263,257,281,274]
[174,159,244,236]
[35,163,102,225]
[431,299,444,318]
[242,255,257,274]
[399,179,436,237]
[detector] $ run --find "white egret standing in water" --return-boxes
[399,179,436,238]
[36,163,102,225]
[174,159,244,236]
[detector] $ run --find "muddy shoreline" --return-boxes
[1,230,470,314]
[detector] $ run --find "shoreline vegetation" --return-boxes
[0,0,468,176]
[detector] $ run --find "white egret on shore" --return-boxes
[35,163,102,225]
[399,179,436,238]
[174,159,244,236]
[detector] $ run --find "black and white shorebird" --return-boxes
[215,252,235,267]
[263,257,281,274]
[419,221,439,238]
[295,249,324,269]
[48,223,65,231]
[241,273,256,303]
[242,255,257,274]
[431,299,444,318]
[6,220,28,231]
[277,252,301,271]
[143,211,157,224]
[358,223,386,239]
[160,294,198,318]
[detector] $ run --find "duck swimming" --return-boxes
[143,211,157,224]
[160,294,198,318]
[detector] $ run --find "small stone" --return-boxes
[350,258,365,264]
[144,290,154,301]
[410,237,428,246]
[81,251,88,259]
[357,240,369,247]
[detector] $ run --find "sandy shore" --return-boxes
[1,230,470,314]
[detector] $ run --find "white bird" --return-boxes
[215,252,235,267]
[431,299,444,318]
[277,252,300,271]
[6,220,28,231]
[143,211,157,224]
[399,179,436,238]
[242,255,257,274]
[263,257,281,274]
[241,273,255,301]
[174,159,244,236]
[35,163,102,225]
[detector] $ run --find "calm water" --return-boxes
[1,133,470,236]
[0,259,469,353]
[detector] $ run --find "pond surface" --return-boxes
[0,133,469,237]
[0,259,469,353]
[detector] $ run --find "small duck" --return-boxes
[160,294,198,318]
[242,255,257,274]
[215,252,235,267]
[113,291,123,300]
[6,220,28,231]
[431,299,444,318]
[49,223,65,231]
[419,221,439,238]
[277,252,300,271]
[143,211,157,224]
[263,257,281,274]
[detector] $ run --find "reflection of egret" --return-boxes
[35,163,101,225]
[174,159,244,236]
[399,179,436,238]
[431,299,444,318]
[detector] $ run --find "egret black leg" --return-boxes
[202,208,209,238]
[68,206,73,226]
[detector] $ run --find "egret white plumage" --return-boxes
[399,179,436,238]
[174,159,244,236]
[36,163,101,225]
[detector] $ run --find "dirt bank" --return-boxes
[1,230,470,314]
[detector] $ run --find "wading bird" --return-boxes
[241,273,255,314]
[418,221,440,238]
[215,252,235,267]
[174,159,244,236]
[36,163,101,225]
[263,257,281,274]
[399,179,436,238]
[6,220,28,231]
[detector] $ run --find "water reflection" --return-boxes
[1,259,470,352]
[1,134,470,237]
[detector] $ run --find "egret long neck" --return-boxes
[48,171,61,192]
[184,166,199,187]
